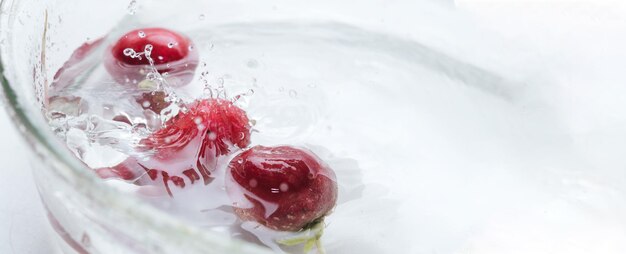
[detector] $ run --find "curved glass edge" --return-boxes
[0,0,271,253]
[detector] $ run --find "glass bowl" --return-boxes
[4,0,626,254]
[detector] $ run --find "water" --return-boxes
[46,23,374,253]
[43,21,626,254]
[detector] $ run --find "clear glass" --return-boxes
[0,1,270,253]
[4,0,626,254]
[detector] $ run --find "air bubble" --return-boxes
[279,183,289,192]
[289,90,298,98]
[142,101,151,108]
[138,31,146,38]
[157,56,164,61]
[188,45,195,51]
[167,42,176,48]
[198,14,205,20]
[249,179,258,188]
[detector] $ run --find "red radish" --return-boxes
[227,145,338,232]
[104,27,198,87]
[97,98,252,196]
[141,98,252,158]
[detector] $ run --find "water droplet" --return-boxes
[138,31,145,38]
[251,78,259,87]
[144,44,153,54]
[246,59,259,68]
[198,14,205,20]
[81,233,91,247]
[127,0,138,15]
[146,73,158,81]
[289,90,297,98]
